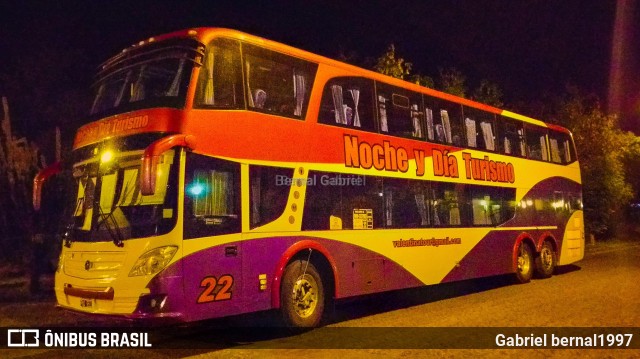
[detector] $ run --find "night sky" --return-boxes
[1,1,636,134]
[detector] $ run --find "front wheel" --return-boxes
[535,241,556,278]
[515,242,534,283]
[280,259,325,328]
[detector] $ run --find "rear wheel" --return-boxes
[535,241,556,278]
[515,242,534,283]
[280,259,325,328]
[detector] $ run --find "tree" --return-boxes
[374,44,412,80]
[555,90,635,239]
[472,79,504,107]
[437,67,467,98]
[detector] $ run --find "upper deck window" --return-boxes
[90,38,202,118]
[427,99,464,146]
[195,38,244,109]
[525,125,549,161]
[498,117,526,157]
[548,130,576,164]
[319,77,376,131]
[243,43,317,119]
[463,107,497,151]
[376,82,424,139]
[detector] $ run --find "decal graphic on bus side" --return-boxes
[343,134,515,183]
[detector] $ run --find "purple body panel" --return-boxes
[141,176,580,322]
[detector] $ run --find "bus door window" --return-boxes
[498,118,525,157]
[319,77,376,132]
[184,153,241,239]
[525,125,549,161]
[195,38,244,109]
[433,100,464,147]
[242,44,317,119]
[249,166,294,228]
[375,83,424,139]
[463,107,497,151]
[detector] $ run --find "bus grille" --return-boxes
[63,251,126,280]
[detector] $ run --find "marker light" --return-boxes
[100,150,114,164]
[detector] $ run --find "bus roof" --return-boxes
[113,27,572,135]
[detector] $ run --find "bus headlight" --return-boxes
[129,246,178,277]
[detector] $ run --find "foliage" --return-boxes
[408,74,435,88]
[0,97,47,262]
[555,90,636,238]
[374,44,412,80]
[437,68,467,98]
[472,80,504,107]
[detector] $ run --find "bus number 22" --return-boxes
[197,275,233,303]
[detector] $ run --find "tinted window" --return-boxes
[319,77,376,131]
[243,44,317,119]
[548,130,576,164]
[195,38,244,109]
[525,125,549,161]
[498,117,525,157]
[302,171,516,230]
[376,82,424,139]
[463,107,497,151]
[430,99,464,146]
[184,153,241,239]
[250,166,294,228]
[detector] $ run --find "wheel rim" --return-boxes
[517,246,531,274]
[291,274,318,318]
[540,246,554,271]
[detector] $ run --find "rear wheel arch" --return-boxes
[271,240,338,310]
[277,245,336,328]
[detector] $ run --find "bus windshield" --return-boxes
[90,38,204,118]
[65,143,178,245]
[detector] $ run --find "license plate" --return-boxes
[80,299,93,308]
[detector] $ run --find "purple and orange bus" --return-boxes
[34,28,584,327]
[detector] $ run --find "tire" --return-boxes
[535,241,556,278]
[515,242,534,283]
[280,259,325,328]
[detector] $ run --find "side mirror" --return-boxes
[140,134,196,196]
[33,161,62,211]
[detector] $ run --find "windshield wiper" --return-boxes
[97,206,125,248]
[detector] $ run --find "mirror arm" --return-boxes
[141,134,196,196]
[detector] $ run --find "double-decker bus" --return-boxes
[34,28,584,327]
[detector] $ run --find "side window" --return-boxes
[250,166,294,228]
[431,182,468,226]
[382,179,425,228]
[434,100,464,146]
[467,186,516,226]
[340,176,384,230]
[195,38,244,109]
[549,131,576,164]
[376,82,424,139]
[319,77,375,131]
[302,171,382,230]
[525,125,549,161]
[424,97,436,142]
[184,153,240,239]
[243,43,317,119]
[463,107,497,151]
[498,118,525,157]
